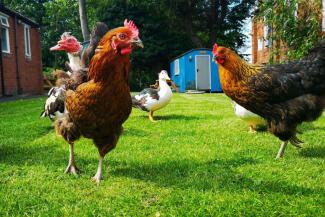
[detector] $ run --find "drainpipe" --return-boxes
[14,15,21,94]
[0,18,5,96]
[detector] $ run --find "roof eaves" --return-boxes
[0,5,39,27]
[170,48,212,62]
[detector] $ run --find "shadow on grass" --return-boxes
[299,146,325,159]
[0,123,94,167]
[122,128,149,137]
[137,114,206,121]
[111,156,325,196]
[0,141,96,169]
[298,123,325,132]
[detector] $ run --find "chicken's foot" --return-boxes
[92,155,104,184]
[149,111,157,122]
[289,136,303,148]
[65,142,80,174]
[276,141,288,159]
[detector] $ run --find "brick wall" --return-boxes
[251,19,270,64]
[1,15,42,96]
[252,3,324,64]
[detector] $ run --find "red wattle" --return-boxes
[121,47,132,55]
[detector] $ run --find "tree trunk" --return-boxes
[184,0,203,47]
[208,0,218,46]
[78,0,90,41]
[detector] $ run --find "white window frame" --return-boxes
[322,0,325,32]
[174,59,180,75]
[257,38,263,51]
[0,13,10,54]
[24,24,31,57]
[294,3,298,18]
[264,25,269,47]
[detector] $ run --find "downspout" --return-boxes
[14,15,21,94]
[0,21,5,96]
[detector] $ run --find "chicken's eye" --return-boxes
[118,33,127,40]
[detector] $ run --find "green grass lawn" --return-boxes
[1,93,325,216]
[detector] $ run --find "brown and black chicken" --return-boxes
[213,39,325,158]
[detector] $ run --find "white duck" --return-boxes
[132,70,172,122]
[233,101,266,133]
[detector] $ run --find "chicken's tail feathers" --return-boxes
[55,114,80,143]
[81,22,109,67]
[305,39,325,60]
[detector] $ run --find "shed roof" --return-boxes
[0,4,39,28]
[171,48,212,62]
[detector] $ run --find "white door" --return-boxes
[196,55,211,90]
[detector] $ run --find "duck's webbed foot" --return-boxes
[249,125,257,133]
[149,111,157,123]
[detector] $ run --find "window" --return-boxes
[323,0,325,32]
[287,0,298,17]
[263,25,269,47]
[294,3,298,18]
[174,59,180,75]
[0,14,10,53]
[257,38,263,51]
[24,24,31,57]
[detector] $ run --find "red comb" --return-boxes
[124,19,139,38]
[213,43,218,54]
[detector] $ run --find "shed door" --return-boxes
[196,55,211,90]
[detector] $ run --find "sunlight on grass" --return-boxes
[0,94,325,216]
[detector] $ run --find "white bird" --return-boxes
[132,70,172,122]
[233,102,266,133]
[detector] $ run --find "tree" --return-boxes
[78,0,90,41]
[164,0,256,50]
[4,0,256,90]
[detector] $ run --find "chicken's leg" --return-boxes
[149,111,157,122]
[65,142,80,174]
[92,154,104,184]
[276,141,288,159]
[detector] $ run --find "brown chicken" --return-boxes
[212,40,325,158]
[55,19,144,183]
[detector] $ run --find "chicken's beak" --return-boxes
[212,55,217,62]
[131,37,144,48]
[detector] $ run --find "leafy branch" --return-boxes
[257,0,323,63]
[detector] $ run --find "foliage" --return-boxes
[1,94,325,216]
[257,0,323,62]
[3,0,256,90]
[87,0,256,89]
[42,67,55,79]
[87,0,194,90]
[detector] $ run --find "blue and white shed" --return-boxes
[170,48,222,93]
